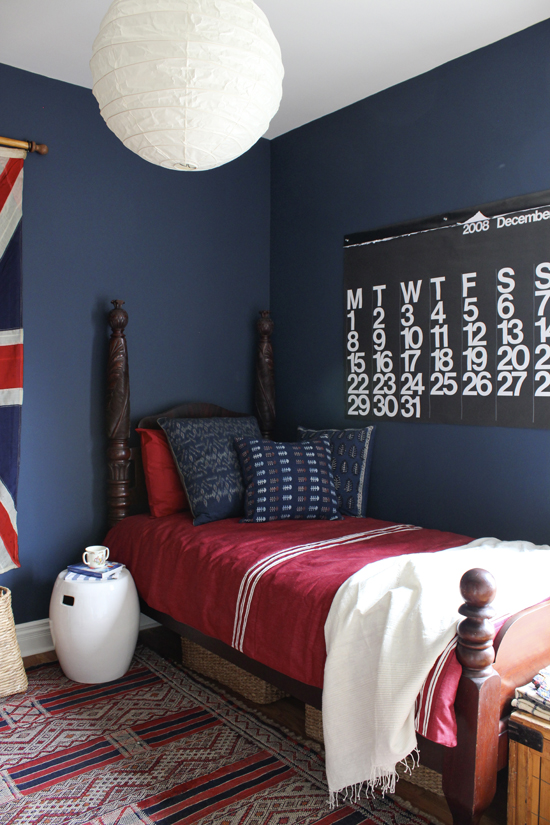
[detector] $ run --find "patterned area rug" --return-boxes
[0,646,435,824]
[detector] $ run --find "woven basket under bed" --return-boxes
[181,637,287,704]
[0,587,28,698]
[304,703,444,795]
[305,704,324,742]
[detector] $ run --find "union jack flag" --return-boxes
[0,149,24,573]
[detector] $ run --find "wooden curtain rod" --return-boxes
[0,136,48,155]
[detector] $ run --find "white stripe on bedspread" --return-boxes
[415,606,513,738]
[231,523,421,651]
[415,635,457,736]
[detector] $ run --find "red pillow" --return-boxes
[136,428,188,517]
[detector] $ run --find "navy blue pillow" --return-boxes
[234,437,342,523]
[159,416,261,526]
[297,426,375,518]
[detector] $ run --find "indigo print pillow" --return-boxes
[159,416,261,526]
[234,436,342,523]
[297,426,375,518]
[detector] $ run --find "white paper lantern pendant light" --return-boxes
[90,0,283,171]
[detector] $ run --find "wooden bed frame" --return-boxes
[104,299,550,825]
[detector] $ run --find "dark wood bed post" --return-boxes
[106,300,131,528]
[105,304,275,526]
[442,568,501,825]
[255,310,275,438]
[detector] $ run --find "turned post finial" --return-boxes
[456,568,497,676]
[108,300,128,334]
[257,309,274,338]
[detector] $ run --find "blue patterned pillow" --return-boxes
[297,426,375,518]
[234,437,342,523]
[159,416,261,526]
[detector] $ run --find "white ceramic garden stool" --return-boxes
[49,568,140,683]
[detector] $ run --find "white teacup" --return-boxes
[83,545,110,569]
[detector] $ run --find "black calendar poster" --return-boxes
[344,190,550,428]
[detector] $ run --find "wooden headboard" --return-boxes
[105,300,275,529]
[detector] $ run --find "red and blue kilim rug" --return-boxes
[0,647,433,824]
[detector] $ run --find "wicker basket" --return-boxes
[0,587,28,698]
[181,637,286,704]
[305,704,324,742]
[303,704,444,796]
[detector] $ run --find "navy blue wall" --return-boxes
[0,63,271,623]
[4,18,550,625]
[270,20,550,544]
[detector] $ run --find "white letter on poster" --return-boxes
[535,263,550,290]
[497,268,515,293]
[372,285,386,307]
[400,281,422,303]
[430,277,445,300]
[462,273,477,297]
[347,289,363,310]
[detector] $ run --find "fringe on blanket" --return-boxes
[328,748,420,808]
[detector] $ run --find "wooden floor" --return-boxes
[23,628,508,825]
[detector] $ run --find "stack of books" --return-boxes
[65,562,125,582]
[512,665,550,721]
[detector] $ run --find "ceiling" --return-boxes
[0,1,548,139]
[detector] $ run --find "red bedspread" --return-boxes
[106,514,471,692]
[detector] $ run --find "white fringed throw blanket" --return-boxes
[323,537,550,802]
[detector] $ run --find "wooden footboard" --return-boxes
[428,572,550,825]
[494,599,550,721]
